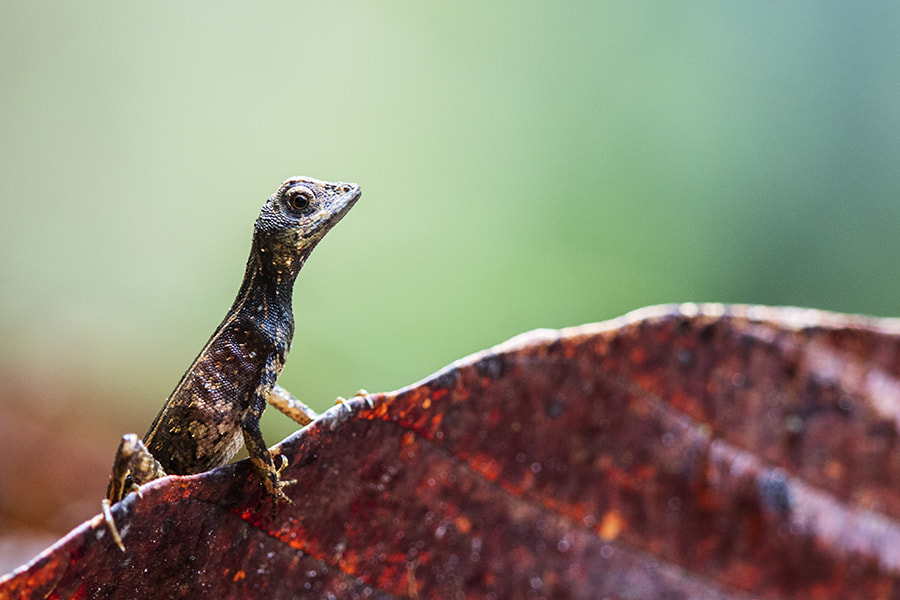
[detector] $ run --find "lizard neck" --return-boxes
[228,249,299,354]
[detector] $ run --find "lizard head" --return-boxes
[252,176,361,279]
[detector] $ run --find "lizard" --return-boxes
[102,175,361,550]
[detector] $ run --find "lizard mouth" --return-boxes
[322,183,361,229]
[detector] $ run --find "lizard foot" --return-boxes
[353,389,373,408]
[356,389,376,409]
[256,454,296,519]
[335,389,371,413]
[102,433,166,551]
[334,396,351,414]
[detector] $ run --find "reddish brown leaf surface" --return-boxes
[3,304,900,599]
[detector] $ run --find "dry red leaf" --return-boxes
[3,304,900,599]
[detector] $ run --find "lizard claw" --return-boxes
[274,453,290,476]
[353,389,376,409]
[264,475,296,519]
[335,389,372,412]
[334,396,352,414]
[259,453,296,517]
[254,475,295,521]
[102,499,126,552]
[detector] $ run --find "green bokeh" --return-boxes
[2,2,899,442]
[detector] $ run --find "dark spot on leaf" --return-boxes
[758,470,791,515]
[476,354,506,380]
[546,397,564,418]
[784,415,805,434]
[837,395,854,414]
[430,368,460,391]
[676,349,694,367]
[783,360,797,379]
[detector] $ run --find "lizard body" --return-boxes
[104,176,360,548]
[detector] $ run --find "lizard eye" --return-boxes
[284,186,315,212]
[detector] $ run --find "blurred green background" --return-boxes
[2,1,900,549]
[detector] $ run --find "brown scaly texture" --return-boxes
[106,176,360,508]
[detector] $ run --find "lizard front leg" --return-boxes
[266,383,318,426]
[244,376,296,514]
[269,385,372,422]
[103,433,168,550]
[105,434,168,504]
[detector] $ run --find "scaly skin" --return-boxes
[103,176,360,549]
